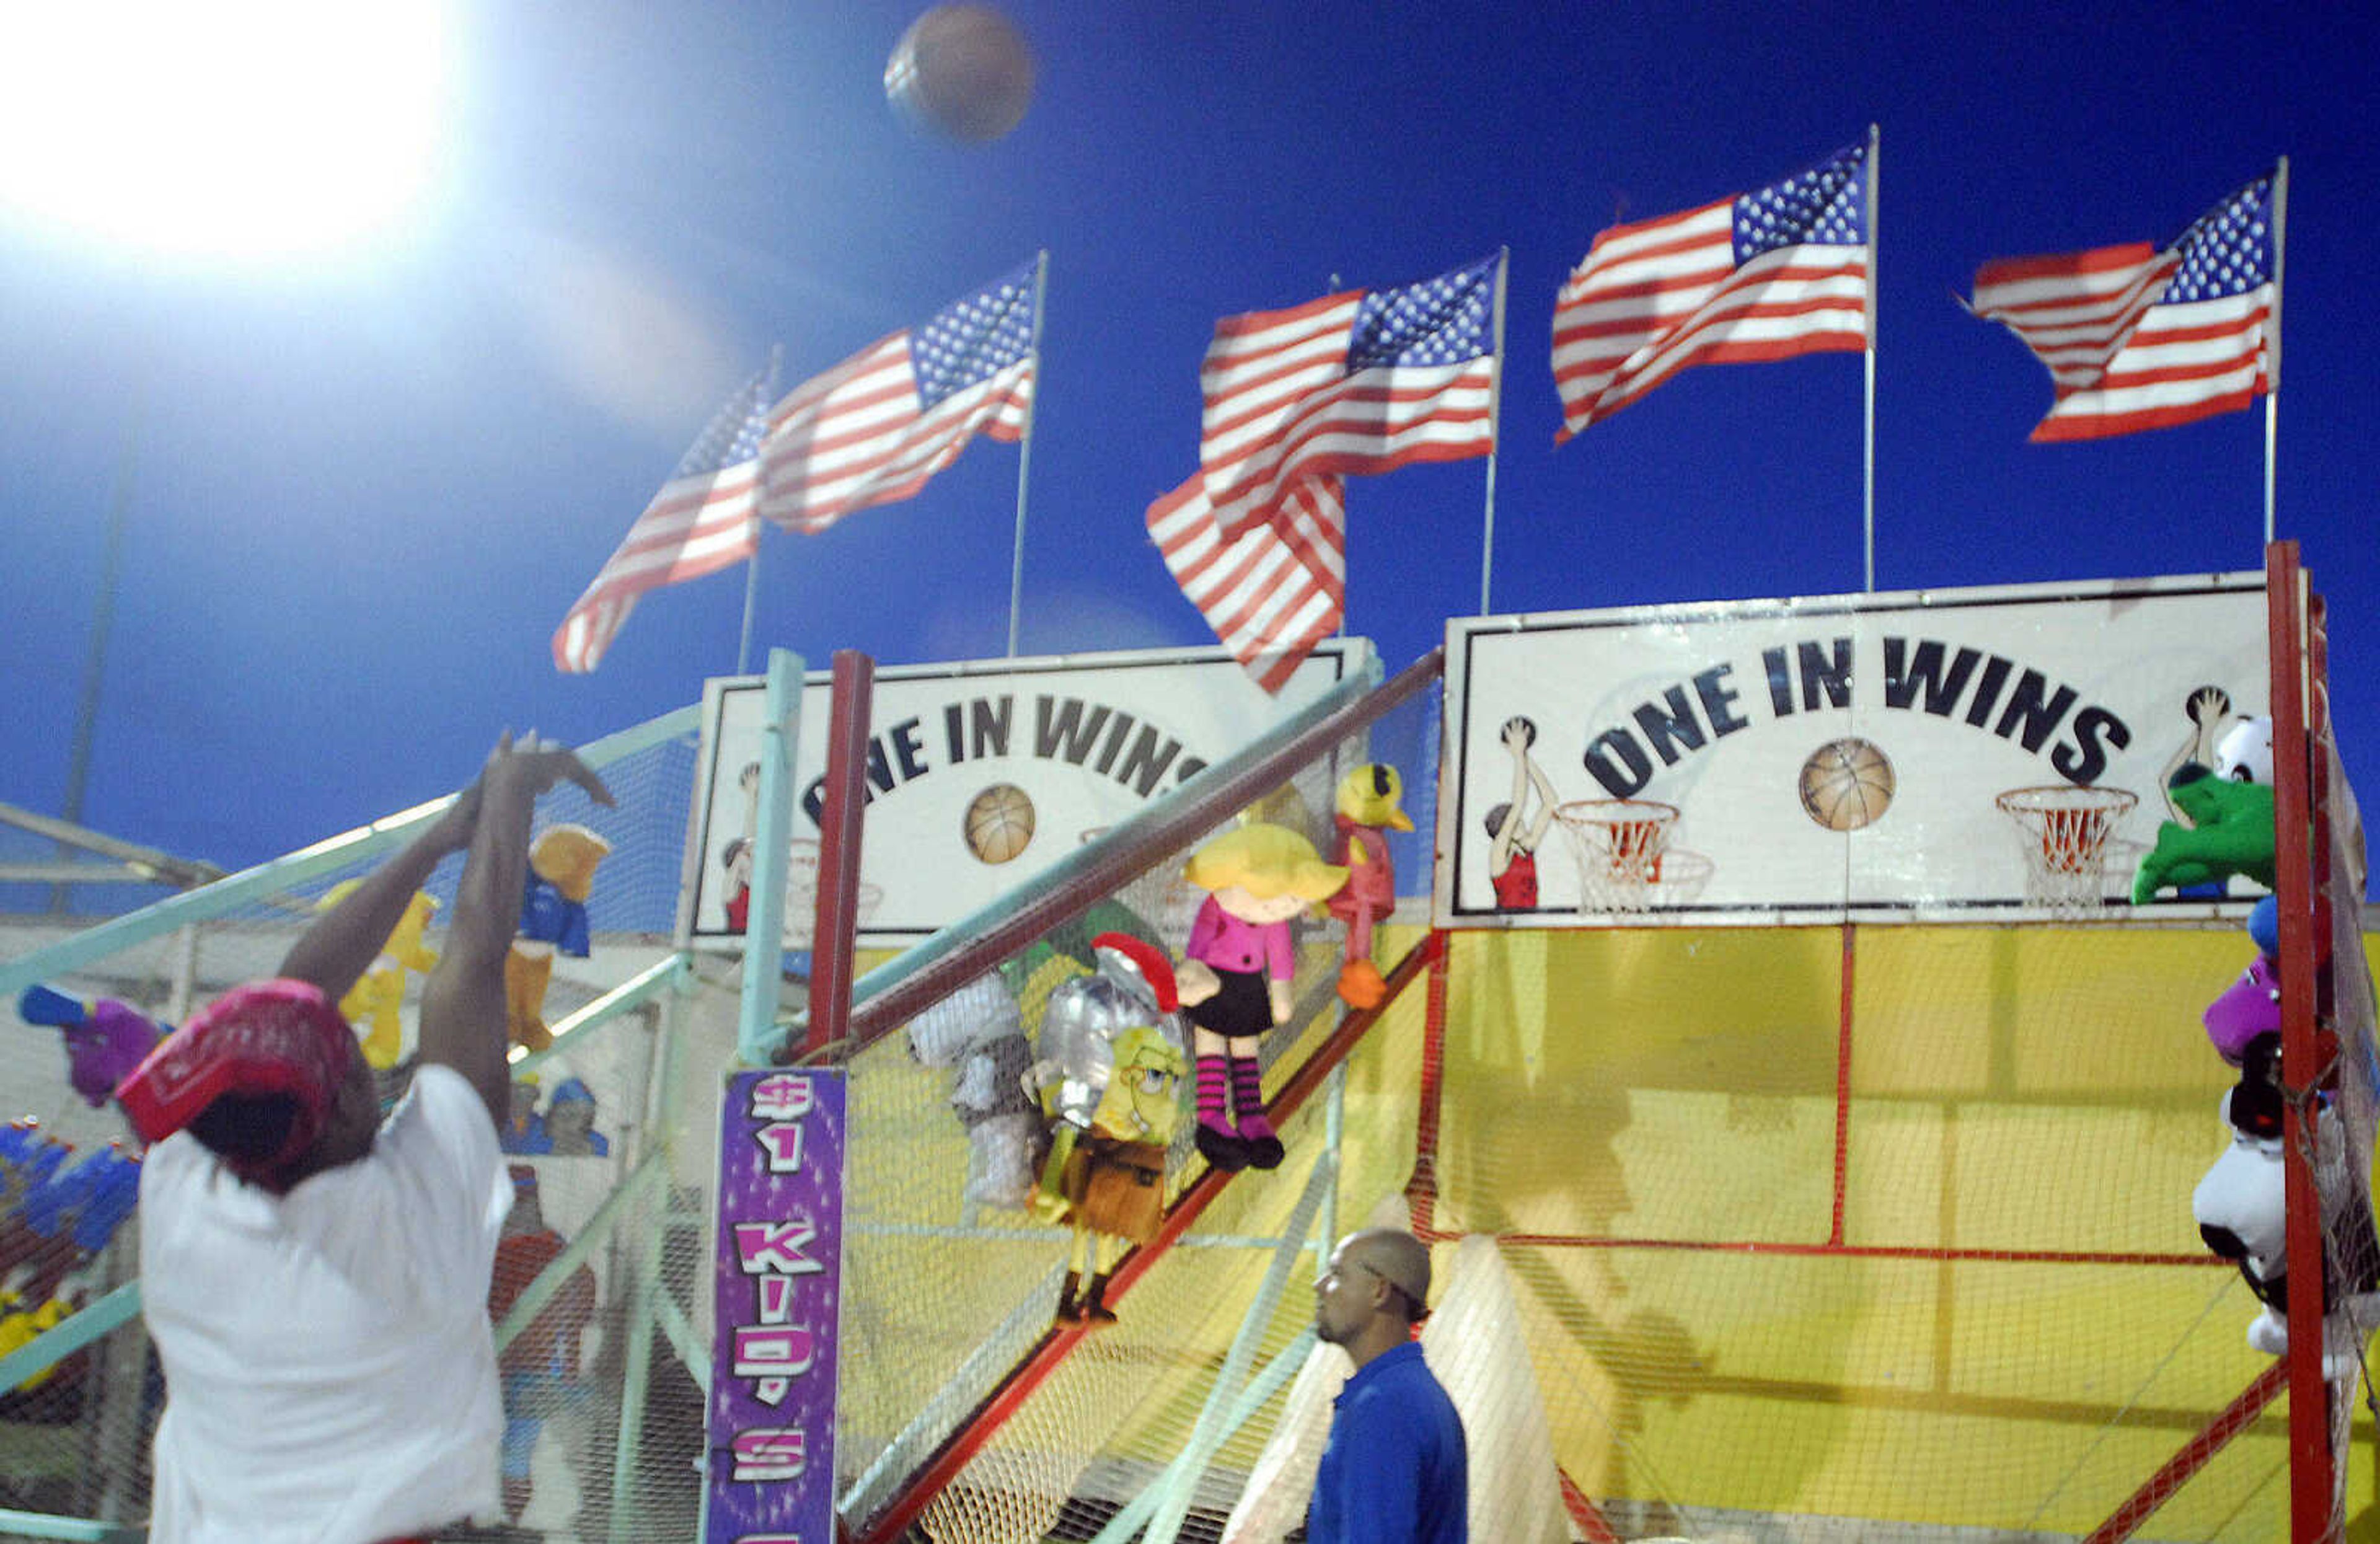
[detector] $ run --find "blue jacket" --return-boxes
[1308,1341,1467,1544]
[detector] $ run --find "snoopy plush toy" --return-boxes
[2191,901,2380,1377]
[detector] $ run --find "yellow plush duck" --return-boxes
[506,825,613,1052]
[319,881,439,1068]
[1328,764,1413,1009]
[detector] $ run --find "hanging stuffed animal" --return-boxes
[2202,896,2282,1065]
[315,882,440,1068]
[1031,933,1187,1328]
[508,824,613,1052]
[1328,764,1412,1010]
[2192,1030,2380,1377]
[0,1274,87,1393]
[2133,715,2278,903]
[16,987,166,1108]
[907,970,1046,1210]
[1175,825,1346,1173]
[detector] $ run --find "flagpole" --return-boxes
[736,345,785,676]
[55,356,149,912]
[1479,246,1510,617]
[1862,122,1880,593]
[2263,157,2287,548]
[1006,250,1050,657]
[1329,273,1347,640]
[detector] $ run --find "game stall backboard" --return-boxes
[685,640,1364,947]
[1435,571,2270,927]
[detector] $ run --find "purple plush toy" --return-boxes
[17,987,169,1110]
[2203,896,2283,1067]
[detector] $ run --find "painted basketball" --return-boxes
[1798,738,1895,832]
[885,5,1035,144]
[963,782,1036,864]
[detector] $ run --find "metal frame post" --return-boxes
[2266,539,2334,1542]
[1141,1153,1337,1544]
[804,650,873,1059]
[736,647,804,1067]
[610,979,697,1543]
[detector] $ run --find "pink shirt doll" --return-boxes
[1175,824,1346,1173]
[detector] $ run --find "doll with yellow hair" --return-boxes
[1175,824,1346,1172]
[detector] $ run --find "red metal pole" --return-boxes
[2265,540,2334,1542]
[1406,927,1453,1236]
[1555,1465,1624,1544]
[2080,1363,2288,1544]
[804,650,873,1061]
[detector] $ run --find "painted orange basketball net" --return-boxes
[1556,799,1678,914]
[1994,785,2138,913]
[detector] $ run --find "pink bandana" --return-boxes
[115,979,356,1178]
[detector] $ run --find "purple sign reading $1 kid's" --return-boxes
[706,1069,845,1544]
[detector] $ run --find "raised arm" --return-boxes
[1520,751,1562,850]
[1491,717,1535,868]
[279,783,483,1005]
[418,736,612,1126]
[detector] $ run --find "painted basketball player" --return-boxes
[1485,716,1561,909]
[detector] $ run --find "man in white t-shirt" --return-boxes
[116,735,611,1544]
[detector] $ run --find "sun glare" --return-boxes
[0,1,455,262]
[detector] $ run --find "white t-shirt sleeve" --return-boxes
[376,1065,513,1292]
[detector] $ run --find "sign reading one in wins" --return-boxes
[1435,572,2269,926]
[706,1069,845,1544]
[686,641,1360,947]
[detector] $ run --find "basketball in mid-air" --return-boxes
[964,782,1037,864]
[886,6,1035,144]
[1798,738,1896,832]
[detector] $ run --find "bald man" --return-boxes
[1308,1228,1467,1544]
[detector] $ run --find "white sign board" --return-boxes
[689,642,1363,946]
[1435,573,2269,926]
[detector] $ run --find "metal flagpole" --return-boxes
[1006,250,1050,657]
[1862,122,1880,593]
[1479,247,1510,617]
[2263,157,2287,547]
[55,357,150,913]
[1328,272,1349,640]
[735,345,785,676]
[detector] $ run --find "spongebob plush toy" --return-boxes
[1033,933,1188,1328]
[508,824,612,1052]
[319,881,440,1068]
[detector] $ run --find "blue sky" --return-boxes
[1,4,2369,881]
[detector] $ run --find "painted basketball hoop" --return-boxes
[1556,799,1679,914]
[783,839,883,946]
[1994,785,2139,914]
[1649,848,1716,906]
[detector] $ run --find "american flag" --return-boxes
[1197,254,1501,541]
[759,262,1037,532]
[1146,469,1346,694]
[551,262,1038,673]
[1968,174,2276,441]
[1552,142,1871,441]
[551,369,773,674]
[1147,256,1499,690]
